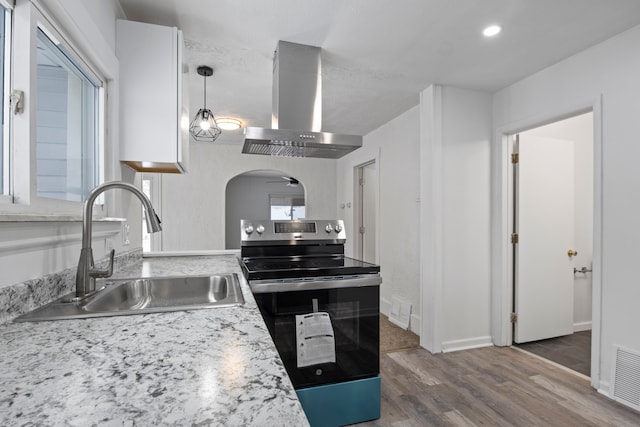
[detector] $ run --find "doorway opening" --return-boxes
[224,170,305,249]
[509,112,594,377]
[354,160,377,264]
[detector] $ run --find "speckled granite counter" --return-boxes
[0,254,310,427]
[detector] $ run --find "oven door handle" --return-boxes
[250,275,382,294]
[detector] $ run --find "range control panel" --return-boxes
[240,219,346,244]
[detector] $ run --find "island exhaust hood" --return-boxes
[242,41,362,159]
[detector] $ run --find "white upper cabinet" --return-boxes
[117,20,189,173]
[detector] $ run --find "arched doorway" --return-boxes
[225,170,306,249]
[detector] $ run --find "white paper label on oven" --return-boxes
[295,312,336,368]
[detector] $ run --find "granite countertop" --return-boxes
[0,254,309,426]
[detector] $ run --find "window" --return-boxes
[0,4,10,196]
[141,173,162,252]
[1,1,106,209]
[270,195,305,220]
[36,28,100,202]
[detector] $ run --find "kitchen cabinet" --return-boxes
[117,20,189,173]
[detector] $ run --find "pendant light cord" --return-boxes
[203,74,207,110]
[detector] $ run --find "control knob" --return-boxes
[325,224,333,233]
[256,225,265,234]
[334,224,343,233]
[245,225,254,235]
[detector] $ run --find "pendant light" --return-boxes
[189,66,222,142]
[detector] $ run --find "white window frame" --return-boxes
[1,0,106,214]
[0,1,12,203]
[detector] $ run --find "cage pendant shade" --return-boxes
[189,66,222,142]
[189,108,221,142]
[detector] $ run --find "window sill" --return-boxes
[0,216,124,254]
[0,213,124,222]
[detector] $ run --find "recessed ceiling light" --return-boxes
[483,25,502,37]
[216,117,243,131]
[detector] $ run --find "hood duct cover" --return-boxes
[242,41,362,159]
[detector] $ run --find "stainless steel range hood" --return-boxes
[242,41,362,159]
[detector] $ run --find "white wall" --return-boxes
[524,112,594,329]
[337,106,421,333]
[420,86,493,352]
[159,143,337,251]
[492,24,640,392]
[74,0,121,52]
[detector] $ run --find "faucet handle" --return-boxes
[90,249,115,279]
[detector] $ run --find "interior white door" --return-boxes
[356,162,377,264]
[515,134,575,343]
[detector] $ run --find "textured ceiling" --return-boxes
[117,0,640,144]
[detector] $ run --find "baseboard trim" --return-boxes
[441,336,494,353]
[598,380,610,397]
[409,313,420,335]
[381,297,391,317]
[573,321,592,332]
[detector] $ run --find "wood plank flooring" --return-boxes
[353,346,640,426]
[515,331,591,376]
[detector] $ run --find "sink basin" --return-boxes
[84,275,239,312]
[14,273,245,322]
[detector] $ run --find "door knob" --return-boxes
[567,249,578,257]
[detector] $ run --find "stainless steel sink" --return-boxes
[15,273,245,322]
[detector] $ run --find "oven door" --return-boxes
[252,278,380,389]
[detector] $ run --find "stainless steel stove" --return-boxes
[240,219,381,427]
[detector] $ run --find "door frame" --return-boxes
[491,97,603,389]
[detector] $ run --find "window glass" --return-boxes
[0,6,9,194]
[36,28,100,202]
[142,177,151,252]
[270,196,305,220]
[141,173,162,252]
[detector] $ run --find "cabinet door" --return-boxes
[117,20,187,173]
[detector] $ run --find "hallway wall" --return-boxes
[337,106,421,333]
[420,86,493,352]
[159,143,337,251]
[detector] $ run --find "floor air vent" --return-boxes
[611,345,640,411]
[389,296,411,330]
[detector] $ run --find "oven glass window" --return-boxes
[254,286,379,389]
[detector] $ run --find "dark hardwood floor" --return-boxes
[353,345,640,426]
[515,330,591,376]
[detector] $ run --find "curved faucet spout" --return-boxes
[76,181,162,298]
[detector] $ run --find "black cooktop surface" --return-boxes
[241,255,380,281]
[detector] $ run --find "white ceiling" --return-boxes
[117,0,640,145]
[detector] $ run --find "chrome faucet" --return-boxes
[75,181,162,298]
